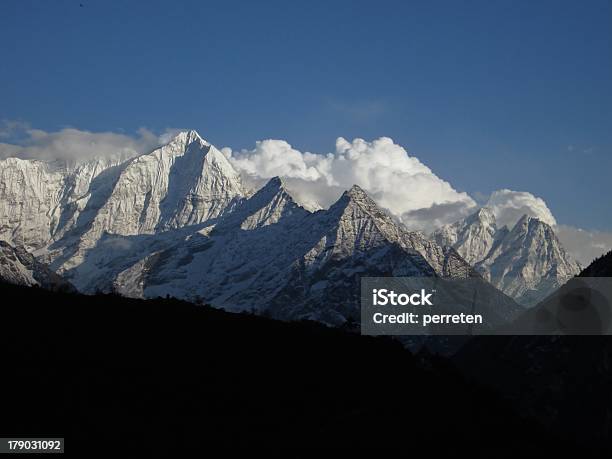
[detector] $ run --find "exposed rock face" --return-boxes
[432,207,499,265]
[109,180,480,325]
[433,208,581,305]
[0,240,73,292]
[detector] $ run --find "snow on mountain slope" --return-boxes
[108,180,486,325]
[433,208,581,305]
[0,129,522,326]
[0,158,67,250]
[0,240,73,291]
[86,130,245,238]
[433,207,500,265]
[43,131,248,273]
[0,152,134,251]
[478,215,581,305]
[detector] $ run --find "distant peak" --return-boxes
[265,176,284,189]
[168,130,209,146]
[476,206,495,218]
[345,184,369,200]
[517,214,538,225]
[254,176,287,196]
[512,214,553,234]
[330,184,381,215]
[468,206,496,225]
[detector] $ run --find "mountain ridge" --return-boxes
[0,130,558,319]
[433,207,581,305]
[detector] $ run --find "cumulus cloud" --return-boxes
[225,137,611,264]
[0,121,181,162]
[401,201,478,234]
[2,122,609,265]
[224,136,476,229]
[485,189,557,228]
[227,139,326,183]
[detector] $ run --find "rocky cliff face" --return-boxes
[0,240,73,292]
[108,179,480,325]
[433,208,581,305]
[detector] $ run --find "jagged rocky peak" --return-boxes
[254,176,302,206]
[505,214,567,253]
[346,183,368,197]
[218,176,309,231]
[432,206,502,265]
[78,129,247,238]
[163,129,210,150]
[513,214,547,235]
[432,208,581,305]
[473,206,496,223]
[477,214,581,305]
[331,184,388,217]
[260,175,285,192]
[343,184,376,205]
[327,184,400,238]
[319,185,466,278]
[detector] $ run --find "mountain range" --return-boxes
[433,207,581,305]
[0,130,581,322]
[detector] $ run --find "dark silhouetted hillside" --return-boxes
[456,252,612,454]
[579,250,612,277]
[0,282,578,454]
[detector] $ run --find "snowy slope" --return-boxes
[108,180,485,325]
[433,208,581,305]
[0,153,133,251]
[40,131,247,273]
[0,130,523,324]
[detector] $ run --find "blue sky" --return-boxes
[1,0,611,230]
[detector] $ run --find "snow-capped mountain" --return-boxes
[110,179,508,325]
[0,240,73,291]
[0,152,132,251]
[431,207,500,265]
[433,208,581,305]
[0,130,520,325]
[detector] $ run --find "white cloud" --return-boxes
[2,123,609,266]
[0,119,30,139]
[0,122,181,162]
[227,139,325,182]
[225,136,476,229]
[226,137,611,265]
[485,189,557,228]
[401,201,478,234]
[483,189,612,266]
[555,225,612,267]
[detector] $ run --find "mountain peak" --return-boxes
[330,184,380,216]
[167,130,209,148]
[345,184,369,199]
[432,206,499,265]
[475,206,495,221]
[513,214,549,233]
[262,176,285,191]
[476,212,581,305]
